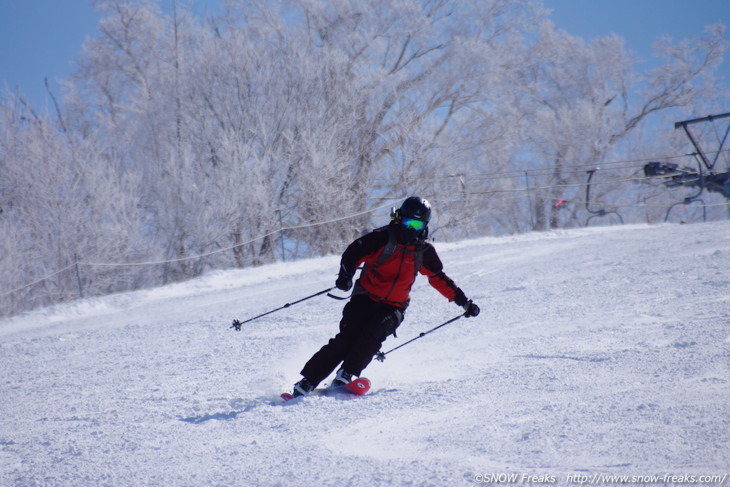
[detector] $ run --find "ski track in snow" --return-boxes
[1,222,729,486]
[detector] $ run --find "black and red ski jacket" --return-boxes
[340,225,467,309]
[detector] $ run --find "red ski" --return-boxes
[340,377,371,395]
[279,377,371,404]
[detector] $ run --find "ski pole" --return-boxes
[230,287,334,331]
[375,313,466,361]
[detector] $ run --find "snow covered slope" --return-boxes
[1,222,729,486]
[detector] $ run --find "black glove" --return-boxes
[335,273,353,292]
[462,299,480,317]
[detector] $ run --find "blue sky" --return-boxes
[0,0,728,111]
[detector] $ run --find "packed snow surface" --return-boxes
[1,222,729,486]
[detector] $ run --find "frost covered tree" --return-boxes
[516,22,726,230]
[1,0,727,316]
[0,93,155,315]
[267,0,543,240]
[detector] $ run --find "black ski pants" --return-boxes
[300,294,403,387]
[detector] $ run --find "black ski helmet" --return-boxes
[398,196,431,223]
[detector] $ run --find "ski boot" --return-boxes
[332,368,353,388]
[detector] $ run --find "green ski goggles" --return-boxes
[402,218,425,231]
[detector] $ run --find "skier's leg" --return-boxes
[341,304,403,376]
[299,298,366,386]
[299,331,355,386]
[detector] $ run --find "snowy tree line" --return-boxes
[1,0,728,316]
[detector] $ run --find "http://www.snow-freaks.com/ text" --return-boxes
[473,472,728,485]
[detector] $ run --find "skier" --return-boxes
[287,196,480,397]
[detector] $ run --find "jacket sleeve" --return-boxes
[420,244,468,305]
[339,229,389,277]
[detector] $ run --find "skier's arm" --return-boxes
[421,245,480,317]
[337,230,389,285]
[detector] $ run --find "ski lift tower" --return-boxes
[644,112,730,221]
